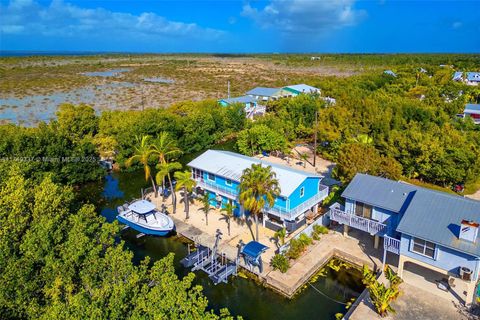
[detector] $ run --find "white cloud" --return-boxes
[242,0,366,34]
[0,0,224,40]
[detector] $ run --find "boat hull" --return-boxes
[117,215,174,236]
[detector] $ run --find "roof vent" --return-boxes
[459,220,479,242]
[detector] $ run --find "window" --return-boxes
[225,179,232,186]
[300,187,305,198]
[355,201,372,219]
[412,237,436,259]
[207,173,215,182]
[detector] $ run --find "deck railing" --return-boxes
[384,235,401,255]
[195,178,329,221]
[329,208,387,236]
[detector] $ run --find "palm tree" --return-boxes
[174,170,196,220]
[274,227,287,247]
[221,202,236,236]
[156,161,182,213]
[125,135,157,194]
[239,163,280,241]
[151,132,182,207]
[199,193,213,226]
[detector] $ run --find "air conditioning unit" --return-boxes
[459,266,473,281]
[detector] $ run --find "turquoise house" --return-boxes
[330,173,480,305]
[218,96,264,119]
[188,150,329,232]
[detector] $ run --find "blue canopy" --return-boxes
[242,241,269,259]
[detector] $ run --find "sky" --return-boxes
[0,0,479,53]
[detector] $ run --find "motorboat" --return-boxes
[117,199,174,236]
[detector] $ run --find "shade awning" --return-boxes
[128,200,156,214]
[242,241,269,259]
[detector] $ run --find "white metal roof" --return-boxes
[188,150,321,197]
[286,84,320,94]
[128,200,156,214]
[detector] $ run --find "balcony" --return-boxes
[384,235,400,255]
[329,208,387,236]
[195,177,329,221]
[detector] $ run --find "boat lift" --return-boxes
[180,229,239,285]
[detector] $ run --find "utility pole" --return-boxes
[313,110,318,168]
[227,80,230,99]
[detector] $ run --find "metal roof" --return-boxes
[397,188,480,257]
[453,71,464,80]
[242,241,269,258]
[342,174,417,213]
[285,84,320,94]
[220,95,257,105]
[384,70,397,77]
[128,200,156,214]
[464,104,480,114]
[467,72,480,82]
[187,150,321,197]
[246,87,282,97]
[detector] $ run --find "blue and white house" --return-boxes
[466,72,480,86]
[188,150,329,232]
[283,84,321,96]
[463,103,480,125]
[329,173,480,304]
[246,87,292,102]
[218,95,265,119]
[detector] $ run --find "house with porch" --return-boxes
[218,95,265,119]
[463,103,480,124]
[188,150,329,233]
[329,173,480,305]
[466,72,480,86]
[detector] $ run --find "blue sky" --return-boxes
[0,0,479,53]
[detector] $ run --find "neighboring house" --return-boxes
[453,71,464,82]
[463,103,480,124]
[188,150,329,233]
[384,70,397,77]
[466,72,480,86]
[246,87,291,102]
[329,173,480,305]
[218,95,265,119]
[284,84,321,96]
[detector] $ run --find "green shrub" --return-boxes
[270,254,290,273]
[311,224,329,240]
[298,233,313,246]
[286,238,307,259]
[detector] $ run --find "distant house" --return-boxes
[246,87,291,102]
[463,104,480,124]
[383,70,397,77]
[330,173,480,305]
[419,68,428,74]
[466,72,480,86]
[284,84,321,96]
[453,71,464,82]
[188,150,329,233]
[218,95,265,119]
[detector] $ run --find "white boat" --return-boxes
[117,200,174,236]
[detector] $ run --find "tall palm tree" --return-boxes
[156,161,182,213]
[239,163,280,241]
[125,135,157,194]
[174,170,196,220]
[151,131,182,207]
[220,202,236,236]
[199,193,213,226]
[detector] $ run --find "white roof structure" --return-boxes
[128,200,156,214]
[285,84,320,94]
[188,150,321,197]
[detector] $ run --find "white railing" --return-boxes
[329,208,387,236]
[195,178,328,221]
[384,235,401,255]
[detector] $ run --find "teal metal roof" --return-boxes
[341,174,417,213]
[285,84,320,94]
[220,95,257,105]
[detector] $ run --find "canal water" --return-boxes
[79,168,364,320]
